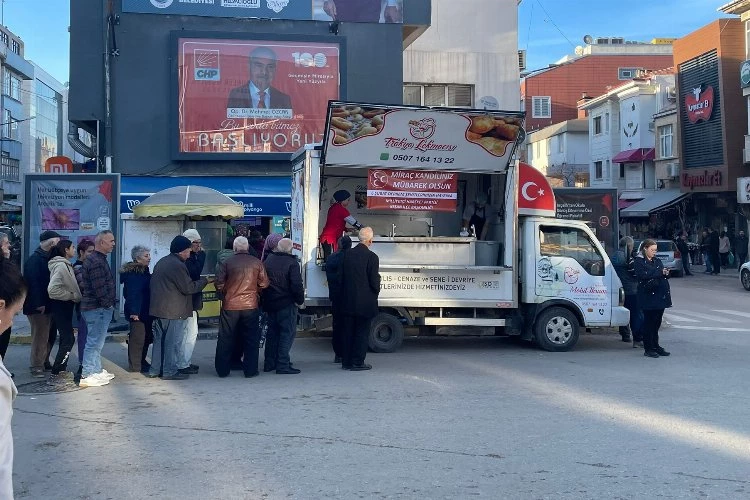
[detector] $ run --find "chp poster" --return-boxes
[176,37,341,157]
[23,174,120,266]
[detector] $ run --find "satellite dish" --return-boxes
[583,34,593,45]
[574,45,584,56]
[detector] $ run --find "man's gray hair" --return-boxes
[233,236,250,252]
[250,46,277,62]
[359,227,374,243]
[131,245,151,262]
[277,238,293,254]
[619,236,634,254]
[94,230,113,244]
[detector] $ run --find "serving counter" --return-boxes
[350,236,504,267]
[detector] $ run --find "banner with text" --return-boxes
[323,102,525,172]
[177,37,340,157]
[366,168,457,212]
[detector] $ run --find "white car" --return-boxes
[741,261,750,290]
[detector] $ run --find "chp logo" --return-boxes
[685,85,714,124]
[150,0,173,7]
[408,118,436,140]
[266,0,289,13]
[221,0,260,7]
[194,49,220,81]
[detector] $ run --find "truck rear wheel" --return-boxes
[368,313,404,353]
[534,307,579,352]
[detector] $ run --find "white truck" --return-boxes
[291,102,629,352]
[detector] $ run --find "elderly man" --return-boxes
[148,236,209,381]
[179,228,206,375]
[262,238,304,374]
[79,230,117,388]
[341,227,381,371]
[23,230,61,377]
[215,236,269,378]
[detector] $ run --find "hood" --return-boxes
[48,256,73,272]
[120,261,150,274]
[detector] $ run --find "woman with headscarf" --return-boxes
[262,233,284,262]
[325,235,352,363]
[319,190,363,259]
[635,238,672,359]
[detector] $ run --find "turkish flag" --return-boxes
[518,162,556,217]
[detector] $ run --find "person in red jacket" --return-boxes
[319,190,363,259]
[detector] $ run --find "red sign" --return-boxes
[366,168,458,212]
[682,169,722,190]
[44,156,74,174]
[685,85,714,124]
[517,162,556,217]
[177,38,340,157]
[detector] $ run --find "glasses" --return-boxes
[192,240,202,245]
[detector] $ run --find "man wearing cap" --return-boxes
[319,190,364,259]
[23,230,61,377]
[179,228,206,375]
[149,236,209,380]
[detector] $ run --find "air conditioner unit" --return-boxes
[611,38,625,44]
[648,121,655,132]
[666,163,679,178]
[596,37,610,45]
[518,50,527,72]
[666,86,677,101]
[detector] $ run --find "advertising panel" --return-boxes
[366,168,457,212]
[176,36,341,158]
[323,102,525,172]
[554,188,617,254]
[737,177,750,203]
[23,174,120,266]
[124,0,404,23]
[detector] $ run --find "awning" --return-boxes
[617,199,639,209]
[612,148,655,163]
[132,185,245,220]
[620,189,688,218]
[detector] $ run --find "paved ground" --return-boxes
[4,266,750,499]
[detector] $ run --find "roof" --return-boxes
[620,189,688,218]
[719,0,750,14]
[579,68,675,110]
[526,119,588,142]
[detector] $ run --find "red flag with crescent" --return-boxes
[517,162,556,217]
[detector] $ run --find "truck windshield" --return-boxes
[539,226,605,276]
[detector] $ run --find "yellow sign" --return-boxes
[197,282,221,319]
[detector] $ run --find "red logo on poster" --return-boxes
[408,118,436,140]
[366,168,457,212]
[517,162,556,217]
[685,85,714,124]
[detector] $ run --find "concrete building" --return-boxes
[21,63,64,175]
[720,1,750,165]
[521,38,673,132]
[525,119,589,187]
[403,0,520,110]
[653,101,680,191]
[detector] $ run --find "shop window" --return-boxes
[539,225,605,276]
[593,116,602,135]
[532,96,551,118]
[594,161,603,179]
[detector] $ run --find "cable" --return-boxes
[525,0,534,54]
[534,0,576,48]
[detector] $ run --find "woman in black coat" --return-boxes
[634,239,672,358]
[120,245,152,373]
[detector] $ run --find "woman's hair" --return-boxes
[641,238,657,257]
[77,239,94,258]
[131,245,151,262]
[618,236,634,254]
[49,239,74,259]
[0,259,26,307]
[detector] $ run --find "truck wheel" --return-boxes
[368,313,404,353]
[534,307,579,352]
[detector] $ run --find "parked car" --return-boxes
[635,239,684,277]
[740,261,750,291]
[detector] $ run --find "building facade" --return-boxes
[521,40,673,132]
[525,119,589,187]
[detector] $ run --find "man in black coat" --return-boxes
[340,227,381,371]
[325,235,352,363]
[707,227,721,275]
[736,229,748,270]
[675,233,692,276]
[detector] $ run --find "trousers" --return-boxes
[341,314,371,368]
[27,313,52,371]
[49,300,76,374]
[128,319,153,372]
[150,317,187,378]
[179,311,199,369]
[264,305,298,372]
[641,309,664,352]
[215,309,260,377]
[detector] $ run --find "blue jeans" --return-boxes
[264,305,298,371]
[150,317,187,377]
[178,311,198,369]
[81,307,113,377]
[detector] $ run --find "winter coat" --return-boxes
[22,247,52,315]
[634,255,672,310]
[184,250,206,312]
[120,261,151,320]
[719,236,730,254]
[341,243,381,318]
[708,232,720,253]
[611,249,638,295]
[0,356,16,500]
[262,251,304,312]
[325,248,348,313]
[215,252,269,311]
[150,253,208,320]
[735,235,749,257]
[47,256,82,303]
[214,249,235,276]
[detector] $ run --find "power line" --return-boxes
[534,0,576,48]
[525,0,534,53]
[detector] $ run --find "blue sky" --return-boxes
[0,0,737,85]
[520,0,732,73]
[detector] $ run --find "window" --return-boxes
[0,32,7,46]
[2,110,16,140]
[606,160,611,180]
[402,84,473,107]
[539,226,605,276]
[746,20,750,58]
[618,67,642,80]
[593,116,602,135]
[11,40,19,55]
[557,135,564,153]
[659,124,674,158]
[0,154,19,181]
[3,72,21,101]
[620,163,625,179]
[532,96,551,118]
[594,161,603,179]
[605,112,610,134]
[546,138,551,156]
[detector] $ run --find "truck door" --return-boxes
[535,224,612,326]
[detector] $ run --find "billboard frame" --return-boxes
[170,31,347,162]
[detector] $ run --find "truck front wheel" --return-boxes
[534,307,579,352]
[368,313,405,353]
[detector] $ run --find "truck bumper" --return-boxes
[611,306,631,327]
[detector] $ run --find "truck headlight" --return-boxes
[618,287,625,306]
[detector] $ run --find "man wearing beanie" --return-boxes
[179,228,206,374]
[319,189,364,259]
[148,235,209,380]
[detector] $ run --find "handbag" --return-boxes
[728,252,735,266]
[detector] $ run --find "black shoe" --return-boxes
[349,364,372,371]
[644,351,660,358]
[44,361,52,371]
[334,355,342,363]
[230,362,243,371]
[655,347,671,356]
[140,362,151,373]
[342,365,352,370]
[263,366,276,373]
[162,372,190,380]
[276,367,301,374]
[244,371,260,378]
[178,366,199,375]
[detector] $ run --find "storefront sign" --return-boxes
[685,84,714,124]
[44,156,74,174]
[741,60,750,88]
[123,0,404,23]
[323,102,524,172]
[517,162,555,217]
[682,169,722,190]
[366,168,457,212]
[737,177,750,203]
[176,36,341,158]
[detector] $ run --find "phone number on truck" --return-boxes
[390,155,455,164]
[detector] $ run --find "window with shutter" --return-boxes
[424,85,446,106]
[532,97,551,118]
[447,85,472,107]
[403,86,421,105]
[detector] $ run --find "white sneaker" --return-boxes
[80,375,110,387]
[97,370,115,380]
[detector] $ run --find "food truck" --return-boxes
[292,102,629,352]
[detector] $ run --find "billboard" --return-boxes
[366,168,458,212]
[322,102,525,172]
[554,188,618,255]
[123,0,403,23]
[175,35,342,159]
